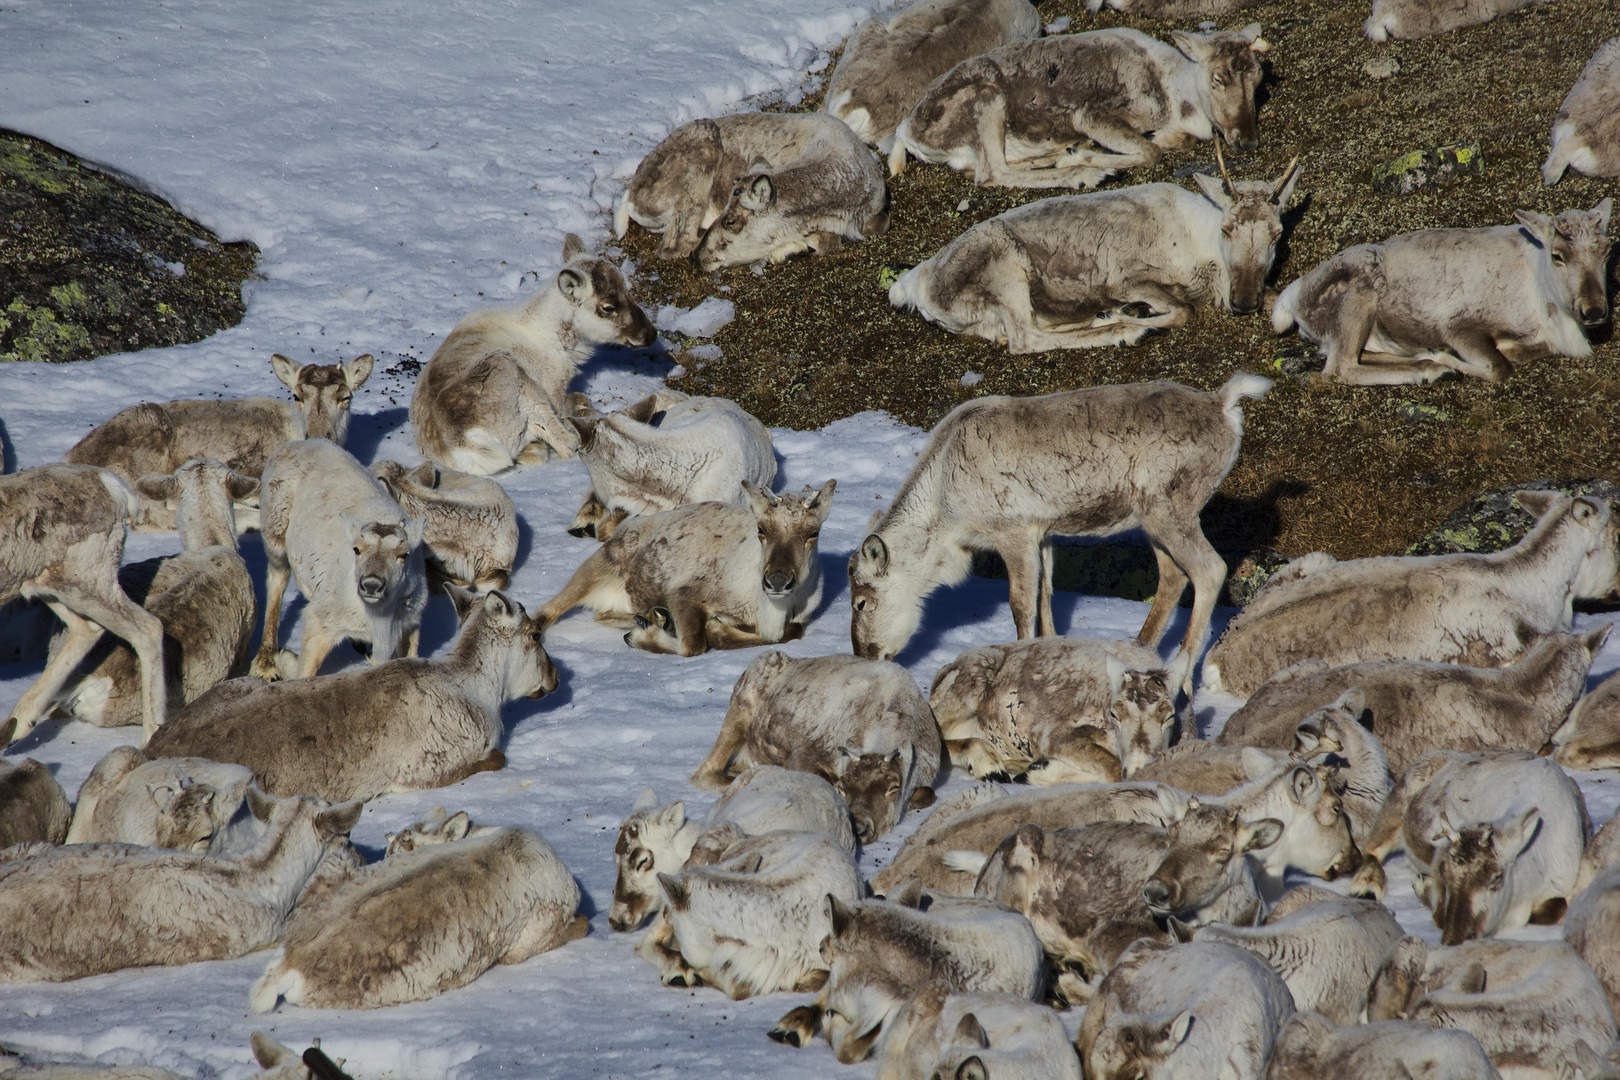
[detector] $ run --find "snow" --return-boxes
[653,299,736,340]
[1,0,1619,1077]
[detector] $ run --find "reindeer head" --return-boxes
[1193,150,1301,316]
[1516,198,1613,330]
[849,529,927,662]
[148,777,222,853]
[1172,24,1269,151]
[1085,1003,1194,1080]
[270,352,373,445]
[610,790,686,931]
[555,233,656,350]
[1515,491,1619,602]
[1143,800,1278,919]
[135,457,259,547]
[744,479,835,599]
[831,742,913,844]
[341,514,424,607]
[818,895,914,1064]
[385,806,474,857]
[696,172,805,270]
[1429,808,1542,945]
[1109,661,1177,777]
[447,585,558,701]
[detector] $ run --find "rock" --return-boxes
[1363,56,1401,79]
[1407,479,1620,556]
[1371,141,1483,195]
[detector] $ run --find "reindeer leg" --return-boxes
[1137,542,1190,650]
[34,561,167,739]
[536,549,617,627]
[691,701,753,790]
[7,604,106,743]
[252,547,293,681]
[1037,536,1057,637]
[996,531,1043,639]
[1068,109,1162,172]
[626,600,708,656]
[297,625,339,679]
[769,1001,825,1048]
[972,97,1108,190]
[1150,522,1226,698]
[1438,330,1515,382]
[1335,354,1454,386]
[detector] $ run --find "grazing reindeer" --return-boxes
[691,651,941,843]
[890,26,1271,188]
[824,0,1040,152]
[147,587,555,802]
[1545,39,1620,185]
[615,112,889,268]
[47,458,258,736]
[371,460,518,592]
[0,758,70,848]
[876,988,1081,1080]
[1365,0,1551,40]
[891,155,1301,352]
[539,480,835,655]
[849,376,1268,695]
[64,353,373,532]
[411,235,655,475]
[1268,1011,1501,1080]
[0,464,165,744]
[67,746,254,853]
[250,438,427,680]
[1272,199,1613,384]
[566,390,776,542]
[1205,492,1620,697]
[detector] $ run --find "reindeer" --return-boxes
[1220,626,1609,775]
[1205,492,1620,697]
[1272,199,1612,384]
[1566,857,1620,1018]
[824,0,1040,152]
[64,353,373,531]
[411,234,655,475]
[0,759,70,848]
[1268,1011,1502,1080]
[66,746,255,853]
[0,464,165,744]
[1087,0,1264,18]
[1545,38,1620,185]
[615,112,888,268]
[876,988,1081,1080]
[691,651,940,842]
[371,460,518,592]
[1553,656,1620,770]
[891,155,1300,352]
[890,26,1271,188]
[1350,750,1589,942]
[565,390,775,542]
[539,480,835,656]
[849,376,1269,695]
[146,587,555,803]
[250,438,426,680]
[1365,0,1552,40]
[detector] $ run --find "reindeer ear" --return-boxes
[827,893,856,937]
[1166,1011,1194,1050]
[410,461,439,488]
[338,510,366,543]
[1009,823,1045,872]
[342,353,375,391]
[315,800,365,837]
[1513,490,1561,519]
[807,478,837,522]
[953,1013,990,1050]
[858,534,890,576]
[1514,211,1557,247]
[562,233,587,262]
[737,174,774,212]
[1288,764,1320,804]
[226,471,260,503]
[658,873,690,911]
[1497,807,1542,857]
[956,1059,986,1080]
[1273,157,1302,210]
[245,785,277,822]
[632,788,661,812]
[445,582,480,623]
[1242,817,1284,852]
[568,416,599,450]
[1585,624,1615,655]
[1169,30,1212,60]
[134,474,179,502]
[1192,170,1231,209]
[269,353,302,390]
[1168,916,1197,943]
[251,1032,296,1068]
[557,267,588,305]
[657,800,686,831]
[1593,197,1613,235]
[1105,655,1127,699]
[741,479,774,518]
[1335,687,1366,719]
[890,879,925,909]
[443,811,472,841]
[404,516,426,550]
[148,784,179,812]
[1157,784,1188,823]
[482,589,520,627]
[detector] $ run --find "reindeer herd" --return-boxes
[0,0,1618,1076]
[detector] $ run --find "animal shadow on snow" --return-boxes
[341,406,410,465]
[570,342,677,393]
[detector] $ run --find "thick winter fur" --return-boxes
[1367,936,1617,1079]
[876,988,1081,1080]
[959,818,1262,1002]
[63,353,372,532]
[1272,201,1613,384]
[768,891,1044,1063]
[67,746,254,853]
[616,112,889,269]
[1134,741,1289,795]
[1076,939,1294,1080]
[1554,657,1620,770]
[1351,750,1590,943]
[1544,39,1620,185]
[47,458,258,737]
[1267,1012,1502,1080]
[0,791,361,982]
[692,651,940,842]
[872,782,1188,896]
[252,814,583,1011]
[891,27,1269,188]
[566,390,775,542]
[1364,0,1548,40]
[1565,858,1620,1018]
[0,464,165,742]
[609,767,853,932]
[250,438,427,680]
[891,165,1300,352]
[825,0,1041,152]
[929,637,1174,785]
[1179,892,1402,1024]
[370,460,518,593]
[0,759,70,848]
[850,376,1269,696]
[1205,492,1620,696]
[410,235,655,475]
[147,588,556,802]
[1220,627,1609,775]
[653,830,861,999]
[540,480,835,656]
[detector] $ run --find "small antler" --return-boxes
[1214,140,1234,194]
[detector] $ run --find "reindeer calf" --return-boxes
[67,745,254,853]
[371,460,518,592]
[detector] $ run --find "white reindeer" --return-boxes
[1545,38,1620,185]
[1365,0,1554,40]
[66,745,254,853]
[371,459,519,592]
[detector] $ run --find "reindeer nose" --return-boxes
[853,817,875,844]
[764,572,796,594]
[1142,879,1175,912]
[358,575,386,601]
[1232,299,1260,316]
[1580,305,1608,326]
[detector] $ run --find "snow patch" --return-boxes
[654,297,736,338]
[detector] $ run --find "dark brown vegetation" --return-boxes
[0,130,257,365]
[620,0,1619,561]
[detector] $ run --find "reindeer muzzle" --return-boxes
[358,575,387,601]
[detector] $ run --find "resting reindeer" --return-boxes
[824,0,1040,152]
[67,746,254,853]
[890,155,1300,352]
[1365,0,1553,40]
[849,376,1269,695]
[147,587,555,803]
[251,438,427,680]
[0,464,165,743]
[47,458,257,736]
[565,390,775,543]
[371,460,518,592]
[411,234,654,475]
[0,759,70,848]
[1553,657,1620,770]
[929,637,1175,784]
[890,26,1270,187]
[539,480,835,656]
[1272,199,1612,384]
[1566,857,1620,1018]
[876,988,1081,1080]
[1267,1011,1502,1080]
[691,651,940,842]
[64,353,372,531]
[1545,38,1620,185]
[615,112,888,268]
[1204,491,1620,697]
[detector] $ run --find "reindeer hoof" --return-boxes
[767,1026,803,1048]
[646,607,673,631]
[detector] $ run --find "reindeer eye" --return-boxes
[1221,224,1235,238]
[1122,1031,1137,1046]
[855,598,870,612]
[757,528,766,539]
[806,532,819,545]
[337,394,352,405]
[293,394,305,404]
[353,546,361,555]
[1212,75,1228,88]
[1550,252,1566,265]
[599,303,617,316]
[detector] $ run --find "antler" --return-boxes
[1214,140,1234,194]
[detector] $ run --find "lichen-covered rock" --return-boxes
[1371,141,1483,195]
[1407,479,1620,556]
